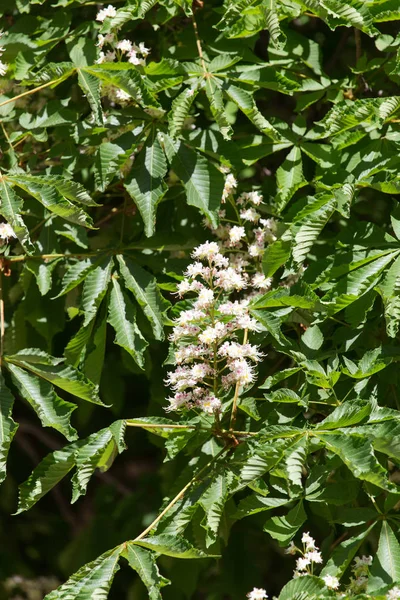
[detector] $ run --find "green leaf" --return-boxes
[276,146,307,211]
[124,544,169,600]
[316,400,371,430]
[16,443,78,513]
[108,277,148,368]
[44,547,121,600]
[0,180,34,252]
[81,256,113,326]
[134,534,220,559]
[116,255,167,341]
[321,524,376,578]
[369,522,400,592]
[204,78,233,140]
[6,354,103,405]
[94,142,125,192]
[7,363,77,441]
[262,239,291,277]
[77,68,103,125]
[0,374,18,484]
[124,129,168,237]
[316,432,393,490]
[264,501,307,544]
[165,137,224,228]
[168,87,199,138]
[278,575,326,600]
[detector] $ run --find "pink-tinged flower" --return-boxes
[214,267,247,291]
[222,173,237,202]
[0,223,16,240]
[240,208,260,223]
[252,273,272,290]
[194,289,214,309]
[197,395,221,414]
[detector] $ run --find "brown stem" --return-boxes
[192,14,207,74]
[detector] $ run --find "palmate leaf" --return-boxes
[294,0,378,36]
[5,350,103,405]
[44,547,122,600]
[94,142,125,192]
[0,374,18,485]
[204,78,233,140]
[199,471,233,547]
[134,534,220,559]
[168,87,199,138]
[223,83,282,140]
[54,256,106,298]
[117,255,168,341]
[321,524,376,578]
[123,544,169,600]
[275,146,307,211]
[81,256,113,326]
[264,0,286,48]
[278,575,326,600]
[7,363,77,441]
[77,68,103,125]
[17,420,126,512]
[315,432,393,490]
[8,175,94,229]
[292,195,336,264]
[369,522,400,592]
[124,129,168,237]
[107,277,148,368]
[85,63,157,108]
[164,136,224,228]
[0,180,34,252]
[264,501,307,544]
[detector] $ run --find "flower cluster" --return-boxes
[165,242,263,415]
[0,31,8,77]
[347,554,372,595]
[95,5,150,104]
[388,587,400,600]
[288,532,325,580]
[206,187,277,295]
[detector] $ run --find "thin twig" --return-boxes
[0,77,67,109]
[126,422,197,430]
[133,447,226,541]
[191,13,208,74]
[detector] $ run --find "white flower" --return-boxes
[214,267,247,291]
[247,588,268,600]
[0,223,16,240]
[166,391,192,411]
[187,88,196,97]
[252,273,272,290]
[306,551,322,564]
[296,556,311,572]
[176,279,191,296]
[128,50,143,65]
[323,575,340,590]
[388,587,400,599]
[354,555,373,567]
[301,532,316,550]
[115,89,131,102]
[285,541,297,555]
[185,262,204,278]
[0,60,8,76]
[96,4,117,21]
[199,322,226,345]
[176,309,206,325]
[194,289,214,309]
[138,42,150,56]
[240,208,260,223]
[222,173,237,202]
[248,244,264,258]
[218,300,249,316]
[117,39,132,53]
[192,241,220,260]
[229,226,246,245]
[229,359,255,385]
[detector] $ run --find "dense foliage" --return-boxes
[3,0,400,598]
